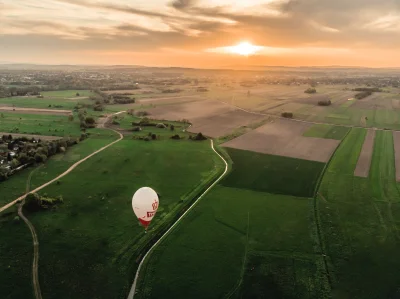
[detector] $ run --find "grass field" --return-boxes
[303,124,350,140]
[222,148,325,197]
[40,90,93,98]
[0,112,82,136]
[136,185,329,299]
[0,96,92,110]
[1,138,221,299]
[318,128,400,298]
[0,131,119,209]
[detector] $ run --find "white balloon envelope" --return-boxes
[132,187,159,229]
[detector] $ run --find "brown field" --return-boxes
[0,107,72,115]
[222,118,340,162]
[352,93,394,109]
[147,99,230,121]
[354,129,376,177]
[393,131,400,182]
[0,132,62,140]
[188,110,267,138]
[137,95,204,105]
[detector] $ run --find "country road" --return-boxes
[0,111,125,214]
[127,139,229,299]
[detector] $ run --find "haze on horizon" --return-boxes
[1,0,400,68]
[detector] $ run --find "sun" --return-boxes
[229,42,262,56]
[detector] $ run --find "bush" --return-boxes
[171,134,181,140]
[144,137,150,141]
[151,134,157,140]
[193,132,207,141]
[281,112,293,118]
[318,100,332,106]
[170,125,175,131]
[132,127,141,132]
[34,153,47,163]
[353,87,382,92]
[136,111,149,117]
[355,91,372,99]
[304,88,317,94]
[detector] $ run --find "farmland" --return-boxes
[303,124,350,140]
[0,112,82,136]
[318,128,400,298]
[222,119,340,162]
[0,96,92,110]
[136,147,330,298]
[0,137,223,299]
[222,148,324,197]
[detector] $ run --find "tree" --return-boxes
[304,88,317,94]
[25,193,42,211]
[17,153,29,164]
[76,92,80,97]
[34,153,47,163]
[170,125,175,131]
[85,116,96,125]
[11,159,20,169]
[68,115,74,122]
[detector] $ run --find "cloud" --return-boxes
[170,0,196,10]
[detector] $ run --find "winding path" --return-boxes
[127,139,229,299]
[0,111,125,214]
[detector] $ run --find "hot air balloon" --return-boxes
[132,187,159,230]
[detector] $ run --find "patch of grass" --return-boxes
[0,132,119,208]
[340,99,355,108]
[222,148,325,197]
[0,112,82,136]
[326,113,350,120]
[303,124,350,140]
[318,128,400,298]
[137,186,328,299]
[20,139,220,299]
[0,96,92,110]
[40,90,93,98]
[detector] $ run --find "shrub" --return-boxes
[171,134,181,140]
[318,100,332,106]
[304,88,317,94]
[156,123,166,128]
[193,132,207,141]
[151,134,157,140]
[170,125,175,131]
[132,127,141,132]
[136,111,149,117]
[355,91,372,99]
[281,112,293,118]
[144,137,150,141]
[34,153,47,163]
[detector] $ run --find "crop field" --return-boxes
[318,128,400,298]
[0,96,92,110]
[0,112,82,136]
[354,129,376,177]
[393,132,400,181]
[222,148,324,197]
[0,138,222,299]
[223,119,340,162]
[303,124,350,140]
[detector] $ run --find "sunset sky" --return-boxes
[1,0,400,68]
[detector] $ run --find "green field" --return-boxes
[303,124,350,140]
[318,128,400,298]
[0,131,118,208]
[222,148,325,197]
[0,138,222,299]
[40,90,93,98]
[0,112,82,136]
[136,185,329,299]
[0,96,92,110]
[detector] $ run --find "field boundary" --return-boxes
[0,111,125,214]
[127,139,229,299]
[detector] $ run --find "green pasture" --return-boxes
[40,90,93,98]
[0,112,82,136]
[0,96,92,110]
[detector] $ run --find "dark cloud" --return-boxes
[170,0,196,10]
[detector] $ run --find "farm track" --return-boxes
[0,111,125,213]
[18,165,43,299]
[127,139,229,299]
